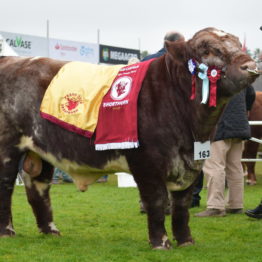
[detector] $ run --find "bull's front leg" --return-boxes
[170,183,195,246]
[22,157,60,235]
[0,156,19,237]
[134,175,172,249]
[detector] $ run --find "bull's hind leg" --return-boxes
[170,184,195,246]
[22,158,60,235]
[0,155,20,237]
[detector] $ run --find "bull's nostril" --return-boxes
[240,61,257,71]
[240,65,248,70]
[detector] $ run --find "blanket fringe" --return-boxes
[95,142,139,151]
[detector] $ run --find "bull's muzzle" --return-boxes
[247,68,262,75]
[240,61,260,75]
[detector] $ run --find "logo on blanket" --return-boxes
[61,93,83,114]
[110,76,132,100]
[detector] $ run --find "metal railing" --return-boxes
[241,121,262,162]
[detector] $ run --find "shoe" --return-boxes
[226,208,243,214]
[195,208,226,217]
[245,204,262,219]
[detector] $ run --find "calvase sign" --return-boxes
[0,31,47,57]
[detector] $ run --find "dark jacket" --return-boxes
[214,85,256,141]
[141,47,166,61]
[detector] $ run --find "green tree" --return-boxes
[252,48,262,61]
[140,50,149,60]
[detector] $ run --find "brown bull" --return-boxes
[242,91,262,185]
[0,27,259,249]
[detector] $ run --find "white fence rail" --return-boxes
[241,121,262,162]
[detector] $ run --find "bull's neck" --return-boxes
[193,99,228,142]
[162,55,229,142]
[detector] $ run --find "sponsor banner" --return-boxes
[49,38,99,63]
[0,31,47,57]
[0,39,2,54]
[99,44,140,64]
[0,36,18,56]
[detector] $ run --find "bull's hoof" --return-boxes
[40,229,61,236]
[151,238,172,250]
[0,228,16,237]
[153,245,172,250]
[50,230,61,236]
[177,240,194,247]
[39,222,60,236]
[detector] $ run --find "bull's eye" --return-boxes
[204,50,209,55]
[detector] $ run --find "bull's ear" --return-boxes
[165,40,186,61]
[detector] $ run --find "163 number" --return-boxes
[198,150,210,159]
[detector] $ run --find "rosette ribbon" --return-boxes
[188,59,197,100]
[207,67,221,107]
[198,63,209,104]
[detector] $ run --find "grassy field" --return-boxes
[0,165,261,262]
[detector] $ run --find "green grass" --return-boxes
[0,165,261,262]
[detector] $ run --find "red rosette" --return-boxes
[207,67,221,107]
[190,75,197,100]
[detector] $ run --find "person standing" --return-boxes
[195,85,256,217]
[141,30,184,61]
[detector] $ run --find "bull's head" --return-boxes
[165,27,260,99]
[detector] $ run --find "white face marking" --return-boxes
[224,40,240,53]
[212,29,227,37]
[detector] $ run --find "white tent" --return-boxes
[0,34,18,56]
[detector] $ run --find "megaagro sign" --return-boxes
[100,44,140,64]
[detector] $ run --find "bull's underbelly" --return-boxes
[17,136,130,173]
[17,136,130,191]
[17,136,202,192]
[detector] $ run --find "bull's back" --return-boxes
[0,56,125,174]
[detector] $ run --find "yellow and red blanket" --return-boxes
[40,61,124,137]
[40,59,155,150]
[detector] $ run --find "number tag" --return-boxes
[194,141,210,160]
